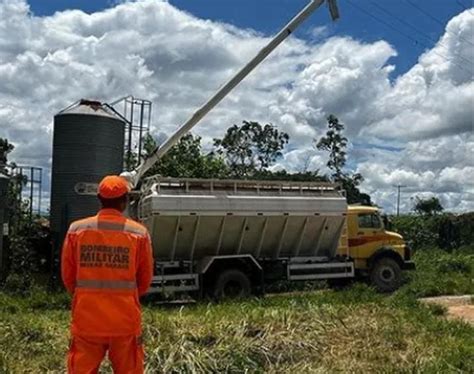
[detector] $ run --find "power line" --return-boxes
[405,0,449,27]
[347,0,471,74]
[370,1,473,66]
[347,0,419,44]
[405,0,474,47]
[345,0,472,75]
[456,0,474,15]
[456,0,467,10]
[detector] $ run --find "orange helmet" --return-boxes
[98,175,130,199]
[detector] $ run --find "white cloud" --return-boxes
[0,0,472,214]
[309,25,330,40]
[356,134,474,213]
[362,9,474,141]
[271,147,328,174]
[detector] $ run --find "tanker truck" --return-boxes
[134,177,414,298]
[114,0,414,299]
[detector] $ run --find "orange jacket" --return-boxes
[61,208,154,337]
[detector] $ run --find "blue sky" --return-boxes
[28,0,468,77]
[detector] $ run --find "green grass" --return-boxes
[1,248,473,373]
[401,247,474,298]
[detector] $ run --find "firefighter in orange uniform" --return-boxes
[61,175,154,373]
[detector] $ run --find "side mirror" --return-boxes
[382,215,392,231]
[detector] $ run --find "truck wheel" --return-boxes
[213,269,251,300]
[370,257,401,293]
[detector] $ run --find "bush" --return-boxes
[3,234,38,294]
[3,274,31,295]
[450,212,474,247]
[392,213,474,251]
[1,214,51,293]
[392,215,439,250]
[436,258,471,274]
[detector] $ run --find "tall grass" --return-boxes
[0,249,473,373]
[401,247,474,298]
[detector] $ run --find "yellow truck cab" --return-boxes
[345,205,415,292]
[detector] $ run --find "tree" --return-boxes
[0,138,14,173]
[142,133,229,179]
[316,114,347,180]
[123,147,138,172]
[0,138,41,291]
[341,175,372,206]
[315,115,371,205]
[414,196,443,216]
[0,138,28,231]
[213,121,289,178]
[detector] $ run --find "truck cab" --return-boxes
[344,205,415,292]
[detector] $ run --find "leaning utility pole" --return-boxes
[394,185,407,216]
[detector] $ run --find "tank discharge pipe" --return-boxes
[123,0,339,187]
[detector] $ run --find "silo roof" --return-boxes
[56,99,120,119]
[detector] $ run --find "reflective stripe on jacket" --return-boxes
[61,208,154,337]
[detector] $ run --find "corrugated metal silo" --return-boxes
[50,99,125,245]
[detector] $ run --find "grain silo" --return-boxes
[50,99,125,249]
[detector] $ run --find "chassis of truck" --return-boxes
[136,177,413,299]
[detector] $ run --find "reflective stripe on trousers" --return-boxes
[76,279,137,290]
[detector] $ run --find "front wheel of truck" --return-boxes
[370,257,402,293]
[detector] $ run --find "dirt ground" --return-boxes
[420,295,474,325]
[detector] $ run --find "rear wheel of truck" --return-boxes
[370,257,401,293]
[213,269,251,300]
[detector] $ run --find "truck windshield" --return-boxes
[358,213,382,229]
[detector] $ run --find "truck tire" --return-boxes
[213,269,251,300]
[370,257,401,293]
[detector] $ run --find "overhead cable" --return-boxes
[370,1,473,66]
[346,0,472,75]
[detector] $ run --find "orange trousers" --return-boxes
[67,335,144,374]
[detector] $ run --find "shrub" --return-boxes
[392,215,439,250]
[392,213,474,251]
[436,258,471,274]
[3,234,38,294]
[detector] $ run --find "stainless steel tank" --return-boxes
[139,178,348,261]
[50,99,125,243]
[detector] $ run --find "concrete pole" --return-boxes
[394,185,407,216]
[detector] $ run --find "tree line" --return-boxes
[132,115,371,205]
